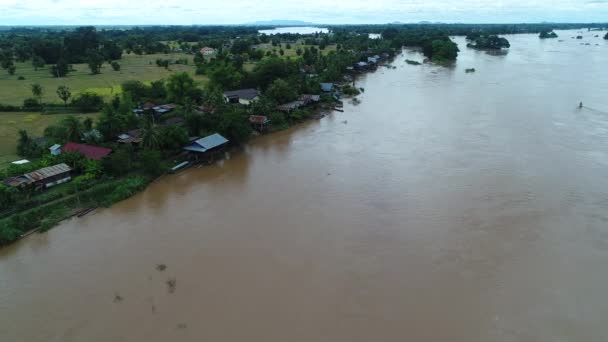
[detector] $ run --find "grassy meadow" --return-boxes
[0,112,99,168]
[0,52,209,106]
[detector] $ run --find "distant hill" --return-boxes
[244,20,316,26]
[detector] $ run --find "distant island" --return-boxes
[245,20,316,26]
[539,30,558,39]
[466,34,510,49]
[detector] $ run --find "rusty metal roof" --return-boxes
[24,163,72,182]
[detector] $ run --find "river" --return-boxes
[1,30,608,341]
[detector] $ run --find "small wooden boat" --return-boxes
[77,207,97,218]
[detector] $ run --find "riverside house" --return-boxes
[3,163,72,191]
[223,89,261,105]
[183,133,229,162]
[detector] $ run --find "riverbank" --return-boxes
[0,56,386,246]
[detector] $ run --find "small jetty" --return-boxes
[77,207,97,218]
[170,161,190,173]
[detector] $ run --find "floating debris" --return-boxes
[342,120,348,124]
[176,323,187,330]
[156,264,167,272]
[113,293,123,303]
[465,68,476,73]
[166,278,177,293]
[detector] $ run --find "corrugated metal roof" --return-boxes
[223,89,260,100]
[62,142,112,160]
[249,115,269,124]
[24,163,72,182]
[49,144,61,151]
[184,133,229,153]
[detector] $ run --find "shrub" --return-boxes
[72,92,104,112]
[23,97,41,109]
[111,61,121,71]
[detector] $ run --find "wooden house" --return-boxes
[249,115,270,131]
[183,133,229,162]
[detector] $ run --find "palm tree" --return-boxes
[30,83,43,105]
[141,122,162,149]
[61,115,83,142]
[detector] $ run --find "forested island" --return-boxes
[539,30,559,39]
[466,34,511,49]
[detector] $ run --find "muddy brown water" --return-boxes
[2,30,608,341]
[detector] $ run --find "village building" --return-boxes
[3,163,72,191]
[152,103,177,116]
[223,89,260,105]
[320,83,334,93]
[249,115,270,131]
[183,133,229,162]
[200,47,216,55]
[277,100,305,113]
[62,142,112,160]
[355,61,369,71]
[117,129,142,144]
[298,94,321,105]
[49,144,62,156]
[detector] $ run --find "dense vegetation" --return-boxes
[1,23,605,244]
[539,30,558,39]
[466,34,511,49]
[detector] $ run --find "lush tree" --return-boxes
[121,80,148,102]
[218,108,252,145]
[160,125,189,151]
[208,63,243,90]
[56,85,71,106]
[30,83,43,105]
[166,72,198,104]
[269,111,288,129]
[430,40,460,62]
[382,27,399,40]
[72,92,104,112]
[265,79,297,104]
[51,59,69,77]
[61,116,84,142]
[140,123,163,149]
[139,149,164,177]
[103,147,132,176]
[466,35,510,49]
[83,117,93,131]
[101,40,123,61]
[111,61,120,71]
[86,49,104,74]
[604,32,608,40]
[0,184,19,211]
[23,98,41,109]
[16,130,36,157]
[32,55,45,70]
[44,123,68,142]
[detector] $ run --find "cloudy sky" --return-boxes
[1,0,607,25]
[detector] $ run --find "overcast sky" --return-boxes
[1,0,607,25]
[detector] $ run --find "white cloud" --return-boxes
[0,0,607,24]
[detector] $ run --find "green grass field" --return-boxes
[0,112,99,168]
[0,52,208,106]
